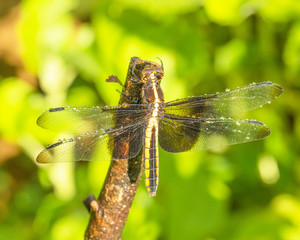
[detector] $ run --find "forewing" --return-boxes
[37,104,149,135]
[164,82,283,118]
[159,116,270,152]
[37,120,146,163]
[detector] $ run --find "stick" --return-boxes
[84,57,152,240]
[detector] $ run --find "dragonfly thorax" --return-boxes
[142,83,164,104]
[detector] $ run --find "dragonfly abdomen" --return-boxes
[144,120,159,197]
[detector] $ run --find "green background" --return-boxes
[0,0,299,239]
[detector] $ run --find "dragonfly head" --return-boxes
[141,66,164,85]
[131,57,164,85]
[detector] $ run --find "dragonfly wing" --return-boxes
[164,82,283,118]
[37,119,147,163]
[37,104,149,135]
[159,116,270,152]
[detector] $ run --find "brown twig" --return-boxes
[84,57,159,240]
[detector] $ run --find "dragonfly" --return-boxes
[36,57,283,197]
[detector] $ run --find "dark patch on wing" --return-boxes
[128,151,143,184]
[49,107,65,112]
[159,115,200,152]
[46,141,64,149]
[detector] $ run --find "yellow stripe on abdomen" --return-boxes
[144,119,159,197]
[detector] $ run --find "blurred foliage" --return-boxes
[0,0,299,239]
